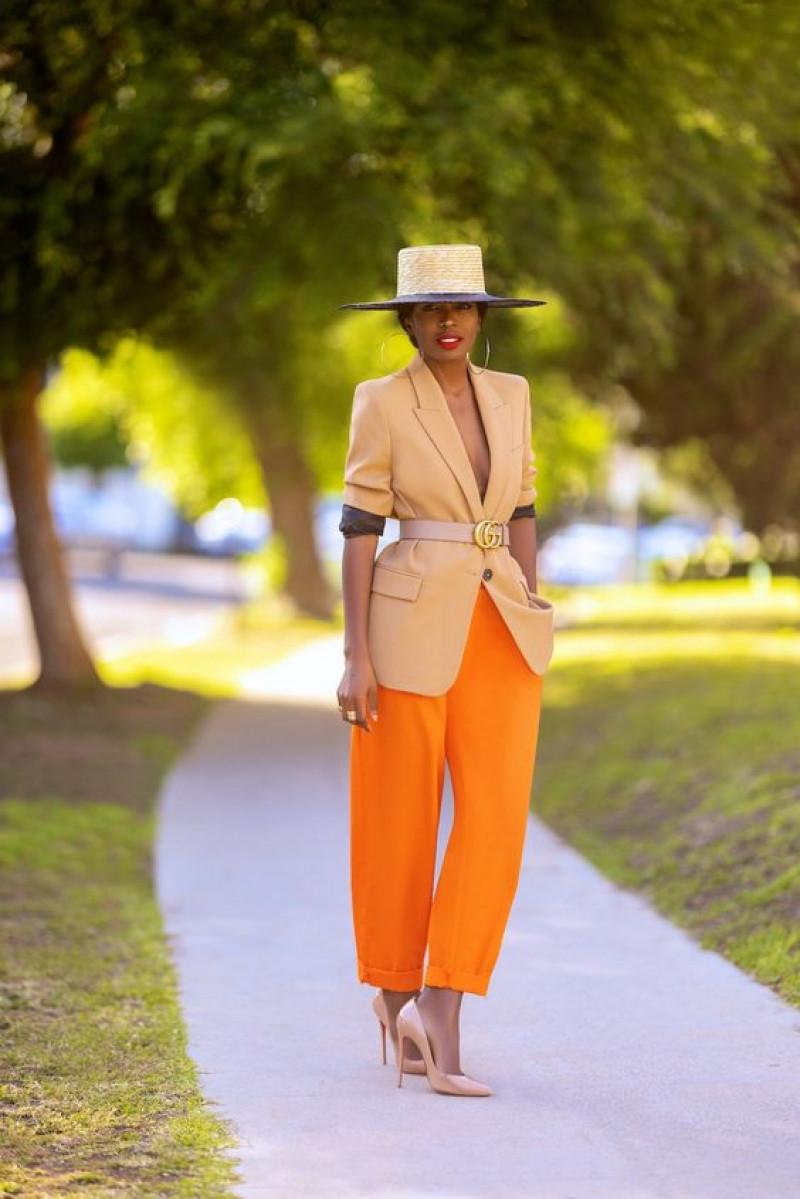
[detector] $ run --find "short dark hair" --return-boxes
[397,301,488,347]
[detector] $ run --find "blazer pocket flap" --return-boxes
[371,563,423,601]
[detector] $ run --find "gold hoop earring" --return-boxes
[380,331,409,370]
[467,333,491,373]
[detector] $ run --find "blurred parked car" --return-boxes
[638,517,712,565]
[314,496,347,563]
[1,469,190,566]
[538,522,635,585]
[0,499,14,555]
[538,516,747,586]
[52,470,184,553]
[190,498,271,556]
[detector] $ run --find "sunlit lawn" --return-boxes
[535,577,800,1007]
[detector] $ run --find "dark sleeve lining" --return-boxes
[339,503,387,539]
[509,502,537,520]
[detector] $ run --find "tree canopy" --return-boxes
[2,0,799,679]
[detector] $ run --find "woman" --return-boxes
[336,244,555,1097]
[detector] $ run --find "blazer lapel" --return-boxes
[405,351,511,522]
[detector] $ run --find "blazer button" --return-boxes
[482,567,493,581]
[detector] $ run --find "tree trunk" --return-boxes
[245,412,335,620]
[0,365,101,688]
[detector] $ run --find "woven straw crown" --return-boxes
[339,243,546,310]
[398,244,486,295]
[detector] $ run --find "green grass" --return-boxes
[0,685,240,1198]
[534,577,800,1006]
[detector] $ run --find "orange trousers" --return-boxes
[349,582,543,997]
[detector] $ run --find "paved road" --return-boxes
[0,551,246,681]
[154,642,800,1199]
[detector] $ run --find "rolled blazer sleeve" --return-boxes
[339,503,387,538]
[515,380,538,510]
[341,382,395,517]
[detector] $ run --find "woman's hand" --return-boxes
[337,652,379,732]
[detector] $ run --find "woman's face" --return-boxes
[403,301,482,364]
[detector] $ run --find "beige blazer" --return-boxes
[342,350,555,695]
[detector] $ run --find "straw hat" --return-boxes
[339,244,546,310]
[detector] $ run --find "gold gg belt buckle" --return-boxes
[473,519,504,549]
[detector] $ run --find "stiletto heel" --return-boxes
[397,1034,406,1087]
[372,991,427,1075]
[396,997,492,1097]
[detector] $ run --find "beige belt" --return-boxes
[399,518,509,549]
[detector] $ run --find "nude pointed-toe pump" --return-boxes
[372,991,427,1075]
[396,997,493,1097]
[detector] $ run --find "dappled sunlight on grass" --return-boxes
[552,576,800,630]
[549,577,800,671]
[553,625,800,667]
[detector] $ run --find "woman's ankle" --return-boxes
[418,984,462,1004]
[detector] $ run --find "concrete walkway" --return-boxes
[154,639,800,1199]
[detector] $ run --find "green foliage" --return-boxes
[41,341,264,517]
[1,1,345,383]
[46,408,129,473]
[3,0,800,524]
[499,297,613,512]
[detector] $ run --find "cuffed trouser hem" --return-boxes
[424,963,490,996]
[358,959,424,990]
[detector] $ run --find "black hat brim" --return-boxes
[339,291,546,310]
